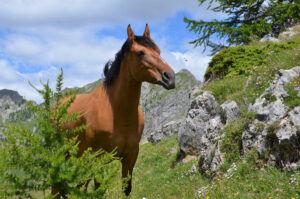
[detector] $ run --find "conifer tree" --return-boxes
[185,0,300,53]
[0,69,119,198]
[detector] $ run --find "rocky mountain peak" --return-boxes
[0,89,25,105]
[0,89,26,122]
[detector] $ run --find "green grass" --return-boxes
[204,34,300,107]
[284,76,300,109]
[205,42,294,81]
[220,110,256,172]
[106,136,208,199]
[208,160,300,199]
[104,136,300,199]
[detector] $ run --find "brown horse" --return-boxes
[54,24,175,196]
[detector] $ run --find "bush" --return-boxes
[0,69,119,198]
[204,42,293,81]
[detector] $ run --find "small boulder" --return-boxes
[266,106,300,169]
[260,35,280,43]
[178,91,226,173]
[221,100,240,123]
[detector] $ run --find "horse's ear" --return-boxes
[143,23,150,38]
[127,24,135,42]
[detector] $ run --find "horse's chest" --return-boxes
[84,104,142,153]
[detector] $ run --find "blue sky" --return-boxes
[0,0,222,102]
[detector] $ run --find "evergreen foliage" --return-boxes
[0,70,119,198]
[185,0,300,53]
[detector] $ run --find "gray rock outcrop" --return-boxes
[248,67,300,124]
[221,100,240,123]
[178,92,239,172]
[243,66,300,169]
[178,92,225,156]
[242,120,267,154]
[265,106,300,169]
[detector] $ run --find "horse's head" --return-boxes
[125,24,175,90]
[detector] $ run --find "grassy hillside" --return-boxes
[31,137,300,198]
[203,33,300,107]
[105,136,300,199]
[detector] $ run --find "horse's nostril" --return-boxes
[160,71,175,89]
[162,72,170,81]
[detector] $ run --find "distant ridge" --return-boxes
[0,89,26,105]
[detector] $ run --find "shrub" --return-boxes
[204,42,293,81]
[0,69,119,198]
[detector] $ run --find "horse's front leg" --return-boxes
[121,145,139,196]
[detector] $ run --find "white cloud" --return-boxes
[0,0,217,28]
[0,59,46,102]
[0,28,123,92]
[0,60,19,81]
[0,0,217,102]
[2,30,121,66]
[162,48,211,80]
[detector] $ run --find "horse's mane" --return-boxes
[103,35,157,86]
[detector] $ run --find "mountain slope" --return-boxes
[141,69,199,140]
[0,89,26,123]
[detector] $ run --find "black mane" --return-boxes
[103,36,157,86]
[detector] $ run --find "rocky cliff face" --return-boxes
[177,66,300,173]
[141,69,199,141]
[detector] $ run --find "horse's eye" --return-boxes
[137,51,145,57]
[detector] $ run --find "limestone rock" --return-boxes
[244,67,300,169]
[248,67,300,124]
[221,100,240,123]
[242,120,267,154]
[260,35,280,43]
[266,106,300,169]
[178,91,226,173]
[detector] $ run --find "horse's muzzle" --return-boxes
[160,71,175,90]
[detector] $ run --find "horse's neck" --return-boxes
[106,64,141,117]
